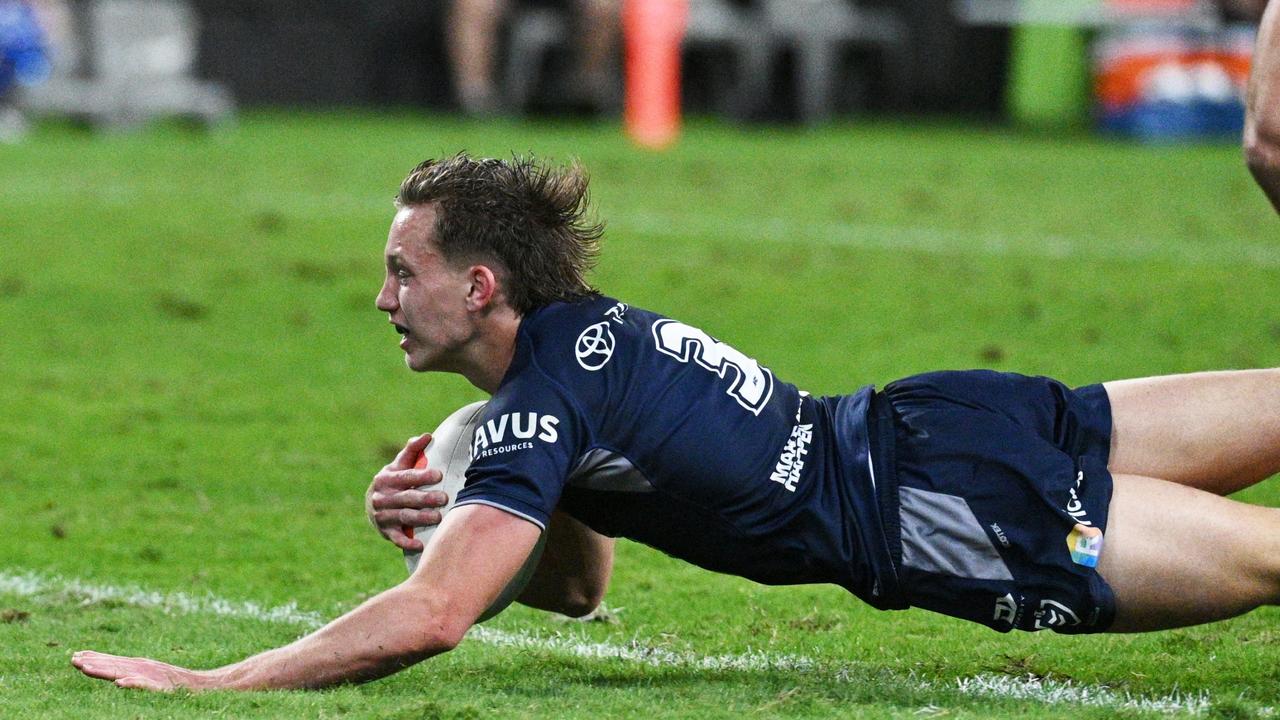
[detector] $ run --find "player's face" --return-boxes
[376,205,477,372]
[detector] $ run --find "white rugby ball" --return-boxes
[403,401,547,622]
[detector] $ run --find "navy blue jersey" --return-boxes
[453,295,901,607]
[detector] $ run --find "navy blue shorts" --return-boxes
[880,370,1116,634]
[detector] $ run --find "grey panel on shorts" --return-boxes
[899,486,1013,581]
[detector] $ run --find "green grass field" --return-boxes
[1,112,1278,719]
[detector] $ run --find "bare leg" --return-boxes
[448,0,510,114]
[1099,473,1280,632]
[1105,369,1280,495]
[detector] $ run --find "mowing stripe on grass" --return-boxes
[9,182,1274,270]
[238,186,1280,269]
[238,185,1280,269]
[0,568,1217,715]
[610,212,1280,270]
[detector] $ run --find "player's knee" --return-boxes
[1242,513,1280,607]
[1264,560,1280,606]
[559,601,598,619]
[557,591,604,618]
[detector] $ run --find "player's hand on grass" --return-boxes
[366,433,447,552]
[71,650,211,691]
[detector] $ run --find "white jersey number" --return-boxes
[651,319,774,415]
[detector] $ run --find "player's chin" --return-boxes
[404,350,436,373]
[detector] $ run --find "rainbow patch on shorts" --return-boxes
[1066,524,1103,568]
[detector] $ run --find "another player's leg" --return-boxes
[572,0,621,110]
[1098,473,1280,632]
[1104,369,1280,495]
[447,0,510,115]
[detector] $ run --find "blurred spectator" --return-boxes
[1217,0,1267,22]
[0,0,50,141]
[449,0,620,115]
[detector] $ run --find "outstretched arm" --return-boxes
[72,504,541,691]
[1246,0,1280,212]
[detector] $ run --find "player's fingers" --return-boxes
[73,659,115,680]
[384,527,424,552]
[388,433,432,470]
[386,435,422,468]
[373,467,443,492]
[410,467,444,486]
[370,489,448,511]
[373,508,443,530]
[114,675,172,692]
[72,652,137,681]
[72,649,117,663]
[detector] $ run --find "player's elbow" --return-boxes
[398,595,472,657]
[431,624,468,653]
[406,616,467,656]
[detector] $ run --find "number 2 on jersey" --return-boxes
[651,319,774,415]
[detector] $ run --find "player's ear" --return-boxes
[464,265,500,311]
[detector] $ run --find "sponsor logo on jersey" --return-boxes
[989,522,1011,548]
[770,424,812,492]
[770,397,811,492]
[471,412,560,460]
[993,592,1019,627]
[473,441,535,459]
[575,321,616,371]
[604,302,628,324]
[1066,470,1093,527]
[1066,523,1103,567]
[1033,599,1080,630]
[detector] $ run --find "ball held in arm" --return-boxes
[403,401,547,622]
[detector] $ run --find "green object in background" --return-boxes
[1009,25,1092,127]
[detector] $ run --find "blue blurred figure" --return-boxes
[0,0,51,141]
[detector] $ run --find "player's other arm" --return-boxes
[517,509,615,617]
[71,504,539,691]
[1245,0,1280,212]
[366,433,447,552]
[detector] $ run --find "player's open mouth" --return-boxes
[393,323,411,349]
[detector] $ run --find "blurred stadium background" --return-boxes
[0,0,1268,136]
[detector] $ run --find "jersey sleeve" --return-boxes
[453,372,589,531]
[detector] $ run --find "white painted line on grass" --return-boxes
[952,673,1212,716]
[471,624,821,674]
[475,628,1216,716]
[0,569,325,628]
[0,568,1223,715]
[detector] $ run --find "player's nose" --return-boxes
[375,282,397,312]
